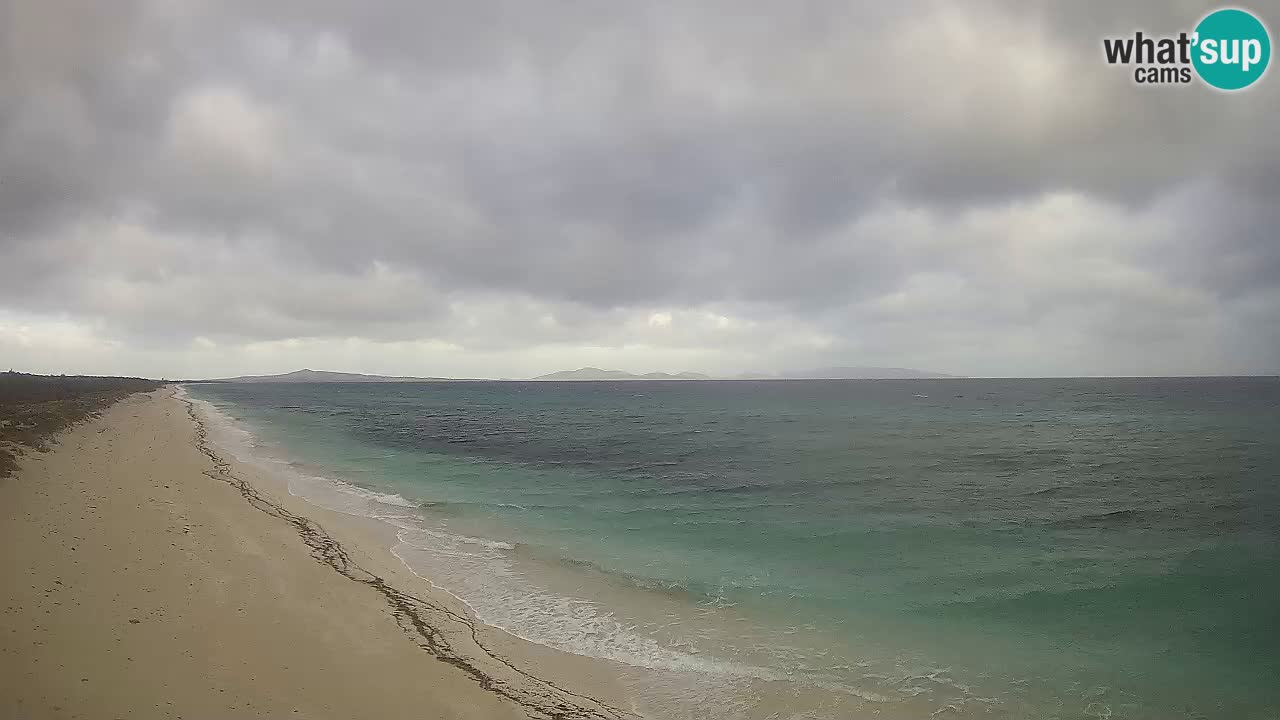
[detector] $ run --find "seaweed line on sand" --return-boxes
[175,389,638,720]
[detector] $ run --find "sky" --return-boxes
[2,0,1279,379]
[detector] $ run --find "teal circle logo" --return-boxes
[1192,8,1271,90]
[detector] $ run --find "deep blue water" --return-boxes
[188,378,1280,719]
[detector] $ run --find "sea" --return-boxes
[184,378,1280,719]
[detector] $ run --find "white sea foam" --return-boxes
[389,526,762,679]
[310,476,417,508]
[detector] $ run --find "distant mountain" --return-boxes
[201,366,956,383]
[205,369,446,383]
[783,366,958,380]
[641,371,713,380]
[532,367,712,381]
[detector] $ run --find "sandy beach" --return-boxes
[0,389,633,720]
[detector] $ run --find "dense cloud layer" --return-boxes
[2,0,1278,378]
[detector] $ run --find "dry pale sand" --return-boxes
[0,390,636,720]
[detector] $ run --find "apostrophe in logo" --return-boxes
[1102,7,1271,90]
[1193,8,1271,90]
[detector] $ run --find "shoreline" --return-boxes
[1,388,636,719]
[176,389,637,720]
[181,387,911,720]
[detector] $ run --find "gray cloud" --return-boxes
[2,0,1278,378]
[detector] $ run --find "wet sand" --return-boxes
[0,389,633,719]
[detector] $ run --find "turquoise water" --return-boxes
[187,378,1280,719]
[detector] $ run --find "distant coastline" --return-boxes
[530,366,960,381]
[192,366,961,383]
[84,367,1277,385]
[200,368,454,383]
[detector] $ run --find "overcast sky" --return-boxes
[2,0,1278,379]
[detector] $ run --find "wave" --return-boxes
[549,555,709,600]
[1048,508,1143,530]
[391,530,895,705]
[1023,484,1074,497]
[319,477,418,508]
[389,525,772,681]
[396,525,515,552]
[621,460,682,472]
[651,482,773,497]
